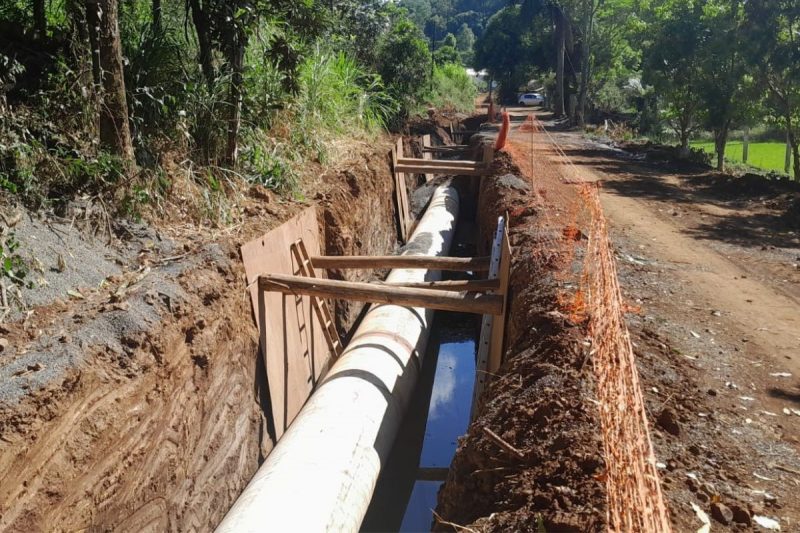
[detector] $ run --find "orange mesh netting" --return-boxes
[503,114,671,532]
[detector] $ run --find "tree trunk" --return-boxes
[188,0,215,90]
[742,127,749,163]
[33,0,46,39]
[85,0,102,87]
[679,129,690,158]
[576,2,595,127]
[714,125,729,172]
[789,129,799,180]
[785,131,792,174]
[225,30,246,165]
[553,8,566,116]
[95,0,134,163]
[151,0,162,33]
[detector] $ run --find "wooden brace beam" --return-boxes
[309,255,490,271]
[259,273,503,316]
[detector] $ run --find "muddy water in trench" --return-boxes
[361,216,481,532]
[361,311,478,532]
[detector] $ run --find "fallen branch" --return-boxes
[482,427,525,461]
[431,510,481,533]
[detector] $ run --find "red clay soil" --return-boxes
[438,108,800,532]
[0,139,398,531]
[435,152,607,532]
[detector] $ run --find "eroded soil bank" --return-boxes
[0,138,400,531]
[435,152,607,531]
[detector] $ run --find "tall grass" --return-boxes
[239,46,396,191]
[419,63,478,114]
[295,46,396,144]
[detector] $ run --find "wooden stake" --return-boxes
[309,255,490,271]
[259,273,503,315]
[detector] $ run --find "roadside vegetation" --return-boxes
[0,0,477,226]
[400,0,800,180]
[691,141,795,176]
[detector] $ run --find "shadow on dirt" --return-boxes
[767,385,800,406]
[553,146,800,251]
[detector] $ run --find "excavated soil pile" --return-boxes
[435,152,607,532]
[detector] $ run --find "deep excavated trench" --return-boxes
[0,120,498,532]
[1,116,644,532]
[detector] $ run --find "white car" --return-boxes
[518,93,544,106]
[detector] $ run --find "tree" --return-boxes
[696,0,753,171]
[86,0,134,164]
[744,0,800,180]
[474,5,551,103]
[327,0,391,66]
[434,33,460,64]
[32,0,46,39]
[455,23,475,65]
[641,0,706,155]
[375,18,431,113]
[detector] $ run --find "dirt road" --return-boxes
[505,109,800,530]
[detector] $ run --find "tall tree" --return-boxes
[86,0,134,163]
[641,0,706,156]
[32,0,46,39]
[744,0,800,180]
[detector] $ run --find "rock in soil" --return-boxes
[730,504,752,525]
[657,406,681,436]
[711,502,733,525]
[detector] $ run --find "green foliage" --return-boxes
[398,0,506,39]
[375,19,432,115]
[474,5,551,102]
[455,23,475,65]
[1,233,30,288]
[421,63,477,113]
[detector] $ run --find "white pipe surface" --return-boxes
[216,183,459,533]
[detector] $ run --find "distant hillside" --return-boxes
[398,0,506,40]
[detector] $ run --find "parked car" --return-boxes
[518,93,544,106]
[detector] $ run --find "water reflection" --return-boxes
[362,312,477,532]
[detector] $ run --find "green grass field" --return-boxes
[690,140,793,174]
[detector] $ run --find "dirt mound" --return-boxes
[435,152,607,531]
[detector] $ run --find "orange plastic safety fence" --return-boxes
[505,114,672,533]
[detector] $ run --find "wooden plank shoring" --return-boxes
[394,164,488,176]
[421,146,469,152]
[259,274,503,316]
[391,138,412,242]
[378,279,500,291]
[488,226,511,373]
[310,255,490,271]
[397,157,483,168]
[422,134,434,183]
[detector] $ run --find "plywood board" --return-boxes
[471,216,506,419]
[240,207,331,439]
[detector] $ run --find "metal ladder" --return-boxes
[290,239,344,359]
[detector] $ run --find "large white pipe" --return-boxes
[217,183,459,532]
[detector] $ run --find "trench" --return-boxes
[361,215,481,532]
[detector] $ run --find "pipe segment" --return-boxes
[216,182,459,532]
